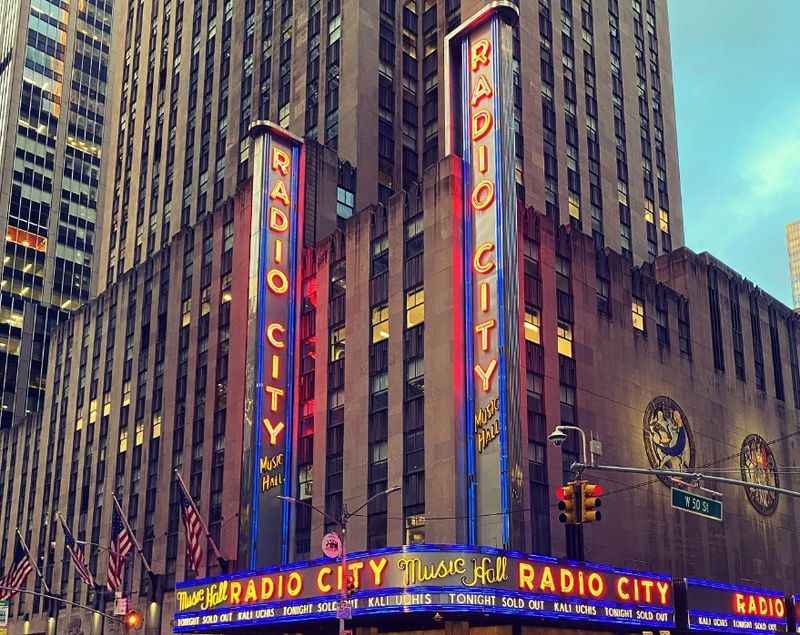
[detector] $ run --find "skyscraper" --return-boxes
[786,220,800,309]
[0,0,113,427]
[99,0,684,292]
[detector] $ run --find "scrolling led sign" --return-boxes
[172,545,674,632]
[685,578,787,635]
[246,123,304,567]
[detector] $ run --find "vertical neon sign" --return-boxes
[445,2,522,549]
[243,122,304,567]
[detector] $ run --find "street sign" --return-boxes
[114,596,129,616]
[336,600,352,620]
[671,487,723,521]
[322,532,342,559]
[0,599,8,626]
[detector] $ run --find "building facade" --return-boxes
[786,220,800,309]
[1,144,798,633]
[0,0,114,428]
[99,0,684,295]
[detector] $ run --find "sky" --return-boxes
[667,0,800,306]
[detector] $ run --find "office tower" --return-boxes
[99,0,683,292]
[786,220,800,309]
[0,0,114,427]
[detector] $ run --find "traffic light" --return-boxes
[345,573,356,597]
[557,483,579,524]
[124,609,144,631]
[581,482,603,523]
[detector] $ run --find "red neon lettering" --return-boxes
[474,359,498,392]
[473,242,496,273]
[472,109,493,142]
[269,207,289,232]
[272,147,291,176]
[263,417,285,445]
[270,180,290,206]
[267,268,289,294]
[267,323,286,348]
[470,75,493,107]
[475,319,496,352]
[471,180,495,211]
[471,38,491,71]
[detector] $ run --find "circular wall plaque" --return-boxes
[642,396,696,486]
[740,434,779,516]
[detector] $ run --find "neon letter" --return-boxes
[471,180,495,212]
[473,242,496,273]
[472,110,493,142]
[265,385,285,411]
[263,417,285,445]
[474,359,498,392]
[518,563,535,591]
[267,268,289,294]
[317,567,332,593]
[617,577,630,601]
[272,147,291,176]
[270,180,290,206]
[274,239,283,264]
[656,581,670,605]
[267,323,286,348]
[475,319,496,351]
[287,572,303,597]
[471,75,493,107]
[471,39,491,71]
[269,207,289,232]
[477,145,489,173]
[587,572,604,598]
[369,558,388,586]
[480,282,490,312]
[271,354,280,380]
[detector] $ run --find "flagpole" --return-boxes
[174,469,228,571]
[15,528,49,594]
[111,494,152,575]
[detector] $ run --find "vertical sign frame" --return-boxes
[445,1,521,548]
[241,121,305,568]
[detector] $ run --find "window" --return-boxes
[632,297,645,332]
[406,288,424,328]
[656,304,668,345]
[331,326,346,360]
[524,310,541,344]
[557,322,573,358]
[371,305,389,343]
[298,465,312,500]
[596,277,610,315]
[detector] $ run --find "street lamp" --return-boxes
[278,485,400,635]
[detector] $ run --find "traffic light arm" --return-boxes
[572,462,800,499]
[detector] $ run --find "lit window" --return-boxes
[557,322,573,358]
[371,371,388,394]
[136,422,144,446]
[103,394,112,417]
[406,288,424,328]
[370,441,388,464]
[568,193,581,219]
[524,310,541,344]
[298,465,313,500]
[644,199,654,223]
[331,326,346,360]
[76,417,83,431]
[181,298,191,326]
[122,381,131,406]
[632,297,646,331]
[89,399,97,423]
[152,415,162,439]
[119,429,128,453]
[372,305,389,343]
[330,389,345,409]
[6,226,47,252]
[659,208,669,233]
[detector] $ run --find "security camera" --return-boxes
[548,428,568,447]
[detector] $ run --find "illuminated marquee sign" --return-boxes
[172,545,675,632]
[242,122,304,567]
[685,578,787,635]
[445,1,523,546]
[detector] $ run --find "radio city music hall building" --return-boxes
[3,3,800,635]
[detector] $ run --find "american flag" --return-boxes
[179,486,204,574]
[0,535,33,600]
[59,515,95,588]
[106,504,133,592]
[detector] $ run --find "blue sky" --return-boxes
[668,1,800,306]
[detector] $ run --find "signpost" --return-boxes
[671,487,723,521]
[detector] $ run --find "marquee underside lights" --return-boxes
[241,122,304,568]
[172,545,675,632]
